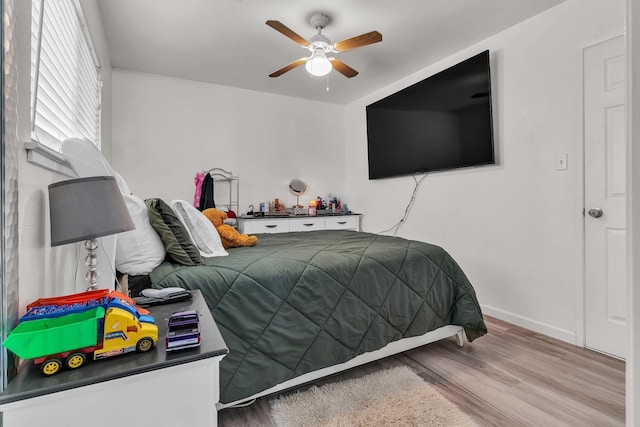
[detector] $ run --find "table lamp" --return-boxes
[48,176,135,290]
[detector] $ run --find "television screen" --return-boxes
[366,50,495,179]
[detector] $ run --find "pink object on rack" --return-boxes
[194,172,205,208]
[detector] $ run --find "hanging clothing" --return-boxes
[193,172,205,209]
[199,172,216,211]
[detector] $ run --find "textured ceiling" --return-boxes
[97,0,566,105]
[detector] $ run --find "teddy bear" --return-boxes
[202,208,258,249]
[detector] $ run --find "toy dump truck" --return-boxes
[3,289,159,376]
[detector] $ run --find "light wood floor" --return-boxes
[218,316,625,426]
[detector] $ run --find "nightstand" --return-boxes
[0,290,228,427]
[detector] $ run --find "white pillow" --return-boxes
[170,200,229,258]
[115,194,166,275]
[113,172,131,195]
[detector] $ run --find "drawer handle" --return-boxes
[265,225,278,228]
[303,223,314,227]
[337,221,347,224]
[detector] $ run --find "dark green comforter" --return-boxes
[150,230,487,403]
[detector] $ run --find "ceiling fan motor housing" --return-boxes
[308,15,334,53]
[309,34,333,52]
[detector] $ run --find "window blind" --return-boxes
[31,0,101,151]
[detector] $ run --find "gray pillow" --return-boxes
[145,198,202,266]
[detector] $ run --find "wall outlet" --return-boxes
[556,154,568,170]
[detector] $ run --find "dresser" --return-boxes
[239,214,361,234]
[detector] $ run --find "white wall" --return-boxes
[110,70,347,213]
[16,0,113,307]
[345,0,625,343]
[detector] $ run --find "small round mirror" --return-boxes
[289,179,307,196]
[289,179,307,207]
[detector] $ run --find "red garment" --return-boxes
[194,172,205,208]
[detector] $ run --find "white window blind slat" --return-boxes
[31,0,101,151]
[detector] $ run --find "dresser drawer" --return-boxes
[247,220,290,234]
[240,214,360,234]
[325,216,359,230]
[289,217,325,232]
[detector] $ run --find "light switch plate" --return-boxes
[556,154,568,170]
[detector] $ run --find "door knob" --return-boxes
[588,207,604,218]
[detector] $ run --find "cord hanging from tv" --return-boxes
[366,50,495,180]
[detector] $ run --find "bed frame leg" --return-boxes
[455,329,465,347]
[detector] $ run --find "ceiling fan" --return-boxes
[266,13,382,78]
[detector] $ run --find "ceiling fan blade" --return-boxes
[266,20,309,46]
[330,59,358,78]
[333,31,382,52]
[269,58,307,78]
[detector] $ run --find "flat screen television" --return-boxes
[366,50,495,180]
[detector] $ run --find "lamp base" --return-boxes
[84,238,99,290]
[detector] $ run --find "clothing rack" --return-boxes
[201,168,239,214]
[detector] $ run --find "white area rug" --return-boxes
[270,366,477,426]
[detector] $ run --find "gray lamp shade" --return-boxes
[48,176,135,246]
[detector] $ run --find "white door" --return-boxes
[583,35,627,359]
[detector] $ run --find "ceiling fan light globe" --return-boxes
[305,55,332,77]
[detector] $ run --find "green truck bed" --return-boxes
[3,307,105,359]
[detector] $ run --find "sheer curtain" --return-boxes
[2,0,20,391]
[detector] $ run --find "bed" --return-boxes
[148,229,487,407]
[57,139,486,409]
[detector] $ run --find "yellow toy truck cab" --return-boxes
[94,307,159,359]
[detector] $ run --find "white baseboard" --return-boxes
[481,304,577,345]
